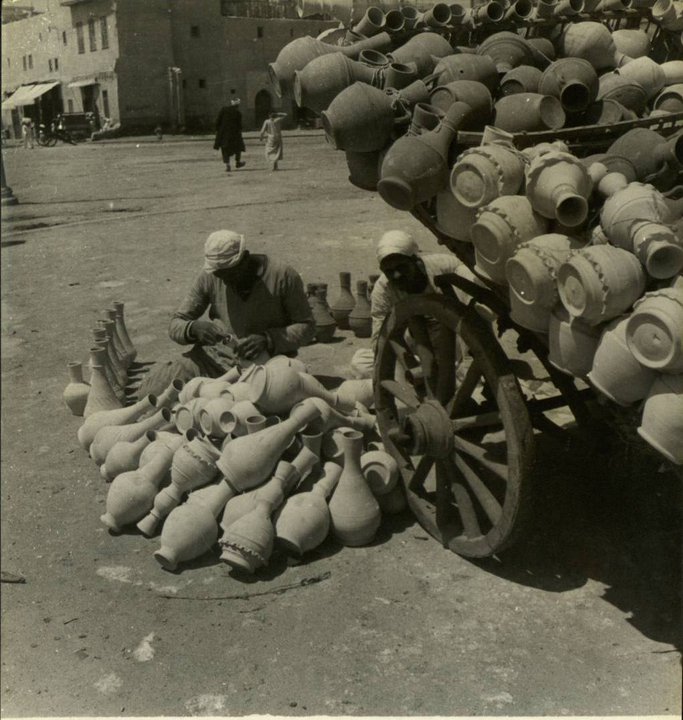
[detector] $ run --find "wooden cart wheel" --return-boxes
[374,293,535,558]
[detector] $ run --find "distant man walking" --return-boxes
[214,97,246,173]
[21,117,35,149]
[259,111,287,171]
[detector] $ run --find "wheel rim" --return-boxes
[374,293,535,557]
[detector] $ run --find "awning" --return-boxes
[2,81,60,109]
[68,79,98,88]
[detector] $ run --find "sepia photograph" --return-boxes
[1,0,681,717]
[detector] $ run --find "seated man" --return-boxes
[351,229,467,380]
[138,229,315,397]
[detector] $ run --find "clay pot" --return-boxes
[625,288,683,372]
[247,363,337,414]
[77,393,157,451]
[499,65,543,95]
[383,62,417,90]
[101,430,155,482]
[329,271,356,328]
[587,316,659,405]
[493,93,566,132]
[154,378,184,412]
[557,246,647,325]
[548,306,602,377]
[82,362,122,418]
[408,103,445,135]
[311,289,336,342]
[559,22,626,71]
[435,188,478,242]
[198,395,236,438]
[660,61,683,85]
[220,399,260,436]
[348,280,372,338]
[63,361,90,417]
[597,73,648,114]
[387,32,453,77]
[525,150,592,227]
[471,196,549,284]
[352,6,386,37]
[328,428,381,546]
[220,499,275,573]
[429,80,493,126]
[345,148,382,191]
[554,0,585,15]
[177,376,206,404]
[637,374,683,464]
[477,31,539,74]
[422,2,453,26]
[360,449,406,514]
[614,57,666,100]
[653,83,683,112]
[432,54,499,92]
[335,379,375,410]
[652,0,683,30]
[378,102,475,211]
[538,58,599,113]
[293,396,376,435]
[173,397,209,433]
[384,9,406,32]
[450,144,525,209]
[111,301,137,365]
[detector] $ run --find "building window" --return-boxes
[100,17,109,49]
[257,26,264,38]
[62,30,67,45]
[102,89,110,117]
[198,78,206,88]
[55,58,59,70]
[88,18,97,51]
[76,22,85,53]
[28,55,33,69]
[49,59,53,72]
[68,99,74,113]
[190,25,200,37]
[220,0,230,15]
[22,56,27,70]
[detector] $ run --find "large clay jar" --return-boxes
[547,306,602,377]
[154,480,235,571]
[348,280,372,338]
[653,83,683,112]
[525,150,592,227]
[82,362,122,418]
[606,129,683,183]
[100,449,175,533]
[274,462,343,556]
[220,499,276,573]
[294,396,376,435]
[597,73,648,114]
[499,65,543,95]
[625,288,683,373]
[247,363,336,414]
[111,301,137,365]
[557,246,647,325]
[471,196,549,284]
[537,58,599,113]
[477,31,540,73]
[77,393,157,451]
[432,54,498,92]
[587,316,659,405]
[378,102,475,211]
[559,22,626,71]
[197,380,233,400]
[63,361,90,417]
[310,289,337,342]
[614,57,666,101]
[638,374,683,464]
[387,32,453,77]
[198,395,236,438]
[612,28,652,59]
[493,93,565,132]
[329,271,356,328]
[429,80,493,126]
[435,188,478,242]
[449,144,525,209]
[328,428,381,546]
[101,430,155,482]
[360,450,406,514]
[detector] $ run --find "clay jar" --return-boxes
[101,430,155,482]
[625,288,683,373]
[537,58,599,113]
[499,65,543,95]
[597,74,648,115]
[557,246,647,325]
[82,362,122,417]
[637,374,683,465]
[429,80,493,126]
[493,93,566,133]
[220,499,276,573]
[345,148,383,191]
[559,22,625,71]
[435,189,478,242]
[614,57,666,101]
[547,306,602,377]
[247,364,336,415]
[329,271,356,328]
[348,280,372,338]
[431,54,498,93]
[606,129,683,183]
[612,29,653,59]
[477,31,539,74]
[63,361,90,417]
[386,32,453,77]
[383,62,418,90]
[360,450,406,514]
[450,143,525,209]
[310,288,336,342]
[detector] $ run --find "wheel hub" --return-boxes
[401,399,454,459]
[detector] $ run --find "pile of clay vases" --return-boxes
[62,301,138,418]
[76,353,408,575]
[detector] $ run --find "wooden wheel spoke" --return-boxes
[452,480,482,539]
[453,436,509,481]
[452,409,504,433]
[407,316,438,398]
[379,379,420,409]
[453,452,503,525]
[435,325,456,407]
[447,359,483,418]
[388,338,418,373]
[408,454,435,492]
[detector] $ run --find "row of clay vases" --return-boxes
[348,280,372,338]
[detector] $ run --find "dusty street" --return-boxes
[1,134,681,717]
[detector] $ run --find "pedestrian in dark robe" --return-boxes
[213,98,246,173]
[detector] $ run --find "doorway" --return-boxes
[254,89,272,129]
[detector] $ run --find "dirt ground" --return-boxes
[1,134,681,717]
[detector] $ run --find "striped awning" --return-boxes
[1,81,60,110]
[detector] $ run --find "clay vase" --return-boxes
[505,0,535,20]
[553,0,585,15]
[587,316,659,405]
[173,397,209,434]
[653,83,683,112]
[477,31,539,74]
[101,430,155,482]
[384,9,406,33]
[97,319,127,380]
[90,334,125,398]
[220,499,275,573]
[82,362,122,418]
[321,428,345,464]
[274,461,343,556]
[154,480,234,571]
[90,407,173,466]
[471,196,549,284]
[493,93,566,132]
[378,102,475,211]
[334,379,375,410]
[360,450,406,514]
[153,378,184,412]
[217,401,321,492]
[329,271,356,328]
[387,32,453,77]
[431,54,499,92]
[348,280,372,338]
[637,374,683,464]
[78,393,157,451]
[625,288,683,372]
[138,429,188,467]
[136,436,221,536]
[328,428,381,546]
[547,306,602,377]
[176,376,206,404]
[63,361,90,417]
[112,301,137,365]
[429,80,493,127]
[220,460,298,531]
[558,22,626,71]
[469,1,506,23]
[322,82,398,153]
[614,57,666,101]
[557,246,647,325]
[435,189,478,242]
[294,54,377,113]
[246,363,336,415]
[310,289,336,342]
[100,449,175,533]
[449,144,525,209]
[103,309,132,368]
[524,150,592,227]
[538,58,599,113]
[198,395,237,438]
[221,399,260,437]
[597,73,648,114]
[499,65,543,95]
[294,396,376,435]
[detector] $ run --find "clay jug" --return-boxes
[153,378,184,413]
[471,196,549,284]
[429,80,493,126]
[435,188,478,242]
[96,319,127,379]
[294,396,376,435]
[154,480,235,571]
[220,459,297,533]
[450,144,525,209]
[112,301,137,365]
[597,73,648,114]
[321,427,345,464]
[360,449,406,514]
[198,395,236,438]
[432,54,498,92]
[274,462,343,556]
[378,102,475,211]
[559,22,627,71]
[217,401,320,492]
[587,316,659,405]
[499,65,543,95]
[477,31,539,74]
[557,246,647,325]
[358,49,390,69]
[138,429,188,467]
[334,379,375,410]
[137,436,221,536]
[300,426,323,464]
[329,271,356,328]
[246,363,335,414]
[547,306,602,377]
[387,32,453,77]
[348,280,372,338]
[90,335,125,397]
[102,309,131,369]
[78,392,156,451]
[63,361,90,417]
[494,93,566,133]
[82,362,122,418]
[101,430,155,482]
[525,150,592,227]
[625,288,683,372]
[220,499,275,573]
[100,449,175,533]
[383,62,418,90]
[90,407,173,466]
[221,399,260,437]
[408,103,445,135]
[93,324,127,385]
[353,6,386,36]
[538,58,599,113]
[637,374,683,464]
[328,428,381,546]
[310,289,336,342]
